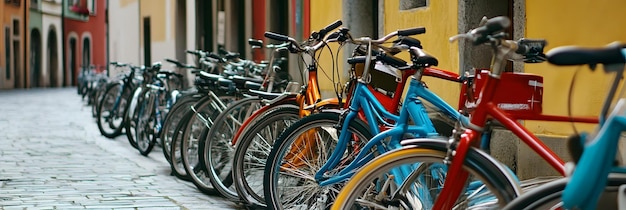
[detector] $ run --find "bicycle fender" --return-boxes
[400,138,522,197]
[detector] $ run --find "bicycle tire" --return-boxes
[180,94,238,195]
[136,89,157,156]
[96,82,129,138]
[168,111,192,181]
[503,175,626,210]
[160,92,203,163]
[332,145,520,209]
[91,81,108,118]
[232,105,300,207]
[263,111,373,210]
[125,86,144,149]
[202,97,263,200]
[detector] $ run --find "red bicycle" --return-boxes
[333,16,599,209]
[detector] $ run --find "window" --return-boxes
[87,0,95,15]
[82,37,91,68]
[5,0,21,6]
[399,0,427,10]
[69,0,91,15]
[13,20,19,36]
[5,27,10,79]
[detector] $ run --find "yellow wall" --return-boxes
[309,0,343,94]
[139,0,166,44]
[383,0,460,107]
[525,0,626,136]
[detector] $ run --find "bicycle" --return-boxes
[332,16,599,209]
[96,62,142,138]
[203,21,353,204]
[133,62,184,155]
[504,43,626,210]
[176,46,285,194]
[261,26,479,209]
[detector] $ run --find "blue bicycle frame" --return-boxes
[563,99,626,209]
[316,69,467,186]
[554,48,626,210]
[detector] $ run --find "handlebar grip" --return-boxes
[378,53,408,67]
[318,20,343,38]
[265,32,290,42]
[248,39,263,47]
[347,56,367,64]
[186,50,200,55]
[208,53,222,60]
[398,27,426,36]
[475,16,511,35]
[165,58,182,66]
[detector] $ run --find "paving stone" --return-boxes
[0,88,243,209]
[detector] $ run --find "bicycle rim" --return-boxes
[333,147,517,210]
[264,112,372,210]
[233,105,300,207]
[206,97,263,200]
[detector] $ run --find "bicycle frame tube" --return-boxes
[434,70,597,209]
[230,68,324,146]
[319,77,466,186]
[563,115,626,209]
[230,97,298,145]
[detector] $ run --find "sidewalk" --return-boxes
[0,88,242,210]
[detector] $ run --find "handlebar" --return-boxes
[346,27,426,46]
[312,20,343,41]
[449,16,511,45]
[547,43,626,67]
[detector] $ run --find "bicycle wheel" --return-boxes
[232,105,300,207]
[91,81,108,118]
[168,112,192,181]
[332,145,520,210]
[202,97,263,200]
[125,86,144,149]
[160,92,203,163]
[181,94,238,195]
[263,111,373,210]
[97,82,130,138]
[503,175,626,210]
[136,90,157,156]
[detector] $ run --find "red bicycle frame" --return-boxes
[433,40,598,209]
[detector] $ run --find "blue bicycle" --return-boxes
[505,43,626,210]
[262,27,488,209]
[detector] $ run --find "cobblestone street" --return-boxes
[0,88,242,210]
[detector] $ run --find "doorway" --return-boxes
[48,28,59,87]
[30,29,42,87]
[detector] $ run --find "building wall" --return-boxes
[64,0,108,85]
[309,0,342,98]
[40,0,62,87]
[139,0,176,67]
[383,0,460,107]
[108,0,140,77]
[2,0,27,89]
[1,1,7,88]
[524,0,626,136]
